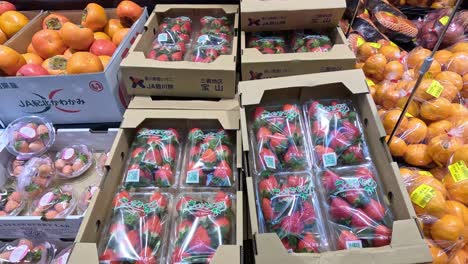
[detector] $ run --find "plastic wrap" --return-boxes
[96,151,109,177]
[168,191,235,263]
[182,129,236,188]
[29,185,76,219]
[249,104,311,174]
[190,34,231,63]
[148,42,187,61]
[305,99,371,169]
[16,155,54,198]
[77,184,99,215]
[123,128,181,188]
[319,165,393,250]
[291,32,333,53]
[98,190,171,264]
[158,16,192,44]
[54,144,93,178]
[0,239,55,264]
[4,116,55,159]
[50,245,72,264]
[256,173,330,253]
[247,32,287,54]
[0,187,24,216]
[199,16,233,42]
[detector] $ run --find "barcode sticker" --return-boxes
[368,42,381,49]
[366,79,375,87]
[357,37,365,47]
[426,80,444,98]
[186,170,200,183]
[439,16,449,25]
[126,169,140,183]
[419,171,433,177]
[158,33,168,42]
[264,155,276,169]
[405,112,414,118]
[410,184,435,208]
[197,35,209,44]
[322,152,337,167]
[346,240,363,249]
[448,161,468,182]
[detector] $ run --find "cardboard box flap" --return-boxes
[128,96,240,111]
[68,243,99,264]
[241,0,345,12]
[155,4,239,14]
[239,70,369,106]
[122,109,240,130]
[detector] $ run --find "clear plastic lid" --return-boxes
[29,185,77,219]
[96,151,109,178]
[54,144,94,179]
[7,156,30,180]
[0,239,55,264]
[50,245,72,264]
[0,187,25,216]
[16,155,55,198]
[77,184,99,215]
[5,116,55,159]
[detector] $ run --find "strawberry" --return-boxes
[259,148,279,170]
[143,215,162,234]
[167,128,180,142]
[314,145,334,164]
[279,212,304,235]
[269,132,289,153]
[177,220,192,239]
[126,230,140,248]
[188,226,212,250]
[4,200,18,213]
[362,199,386,222]
[200,148,217,164]
[215,216,231,237]
[100,249,117,261]
[342,189,370,208]
[171,52,183,61]
[138,247,155,263]
[8,191,22,203]
[154,164,173,187]
[156,54,169,61]
[149,192,167,209]
[341,145,365,165]
[337,230,360,250]
[253,107,268,124]
[212,160,232,186]
[284,123,302,144]
[268,117,286,133]
[355,167,375,180]
[321,170,342,193]
[171,247,189,263]
[329,197,353,222]
[214,191,232,209]
[300,201,316,225]
[131,147,145,159]
[307,101,321,116]
[341,120,360,141]
[297,232,319,253]
[261,198,274,222]
[160,144,176,164]
[282,104,300,116]
[258,176,279,198]
[181,22,191,34]
[215,145,231,161]
[262,47,275,54]
[329,130,350,150]
[143,148,162,166]
[283,146,306,170]
[276,46,286,53]
[189,128,204,143]
[372,225,392,247]
[146,136,161,145]
[256,126,272,144]
[281,238,295,252]
[350,208,376,229]
[113,191,131,207]
[311,120,328,139]
[287,175,307,187]
[189,145,201,161]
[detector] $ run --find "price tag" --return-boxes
[448,161,468,182]
[426,80,444,98]
[410,184,435,208]
[368,42,381,49]
[357,37,365,47]
[125,169,140,183]
[346,240,363,249]
[366,79,375,87]
[439,16,449,26]
[157,33,168,42]
[418,171,433,177]
[322,152,337,167]
[264,155,276,169]
[405,112,414,118]
[186,170,200,183]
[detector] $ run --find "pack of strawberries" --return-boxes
[148,15,234,63]
[247,31,333,54]
[248,100,394,252]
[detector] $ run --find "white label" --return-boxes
[186,170,200,184]
[264,155,276,169]
[90,186,99,196]
[57,252,69,264]
[322,152,337,167]
[39,192,54,207]
[346,240,363,249]
[62,148,75,160]
[126,169,140,182]
[158,33,168,42]
[197,35,209,44]
[9,245,29,262]
[19,126,36,139]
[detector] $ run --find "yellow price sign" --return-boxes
[448,161,468,182]
[368,42,381,49]
[357,37,365,47]
[366,79,375,87]
[419,171,433,177]
[410,184,435,208]
[439,16,449,26]
[405,112,414,118]
[426,80,444,98]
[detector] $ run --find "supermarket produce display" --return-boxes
[0,0,466,263]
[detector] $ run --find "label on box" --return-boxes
[322,152,337,167]
[158,33,168,42]
[9,245,28,262]
[448,161,468,182]
[426,80,444,98]
[264,155,276,169]
[186,170,200,183]
[439,16,449,25]
[410,184,435,208]
[419,171,433,177]
[346,240,363,249]
[126,169,140,183]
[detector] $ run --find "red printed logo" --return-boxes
[89,81,104,92]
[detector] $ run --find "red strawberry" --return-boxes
[362,199,386,222]
[150,192,167,209]
[372,225,391,247]
[262,47,275,54]
[282,104,300,115]
[212,160,233,186]
[287,175,307,187]
[189,145,201,160]
[258,176,279,197]
[261,198,274,222]
[146,136,161,145]
[276,46,285,53]
[337,230,360,250]
[355,167,375,180]
[350,208,376,229]
[188,226,212,249]
[307,101,320,116]
[300,201,316,225]
[297,232,319,253]
[256,126,272,143]
[341,145,365,165]
[167,128,180,141]
[259,148,278,170]
[143,215,162,234]
[281,238,295,252]
[329,131,350,149]
[138,247,156,264]
[201,148,217,164]
[342,189,370,207]
[143,148,162,166]
[179,33,190,42]
[284,123,301,141]
[215,216,231,237]
[157,54,169,61]
[100,249,117,261]
[312,120,328,138]
[126,230,140,248]
[161,144,176,163]
[170,24,181,32]
[215,145,231,160]
[341,120,360,141]
[113,191,131,207]
[171,52,183,61]
[321,170,342,193]
[283,146,306,169]
[131,147,145,159]
[314,145,334,162]
[181,22,191,34]
[155,164,173,186]
[176,196,193,212]
[269,132,289,153]
[268,117,286,133]
[329,197,353,222]
[279,212,304,235]
[253,107,267,120]
[214,191,232,208]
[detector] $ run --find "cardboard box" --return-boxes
[68,107,243,264]
[238,70,432,264]
[241,27,356,80]
[128,95,239,111]
[0,8,148,125]
[0,128,117,240]
[120,4,239,99]
[240,0,346,32]
[3,10,43,46]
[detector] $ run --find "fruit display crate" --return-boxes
[120,4,239,99]
[240,27,356,80]
[240,0,346,32]
[0,127,117,240]
[68,106,243,263]
[239,70,432,264]
[0,8,148,126]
